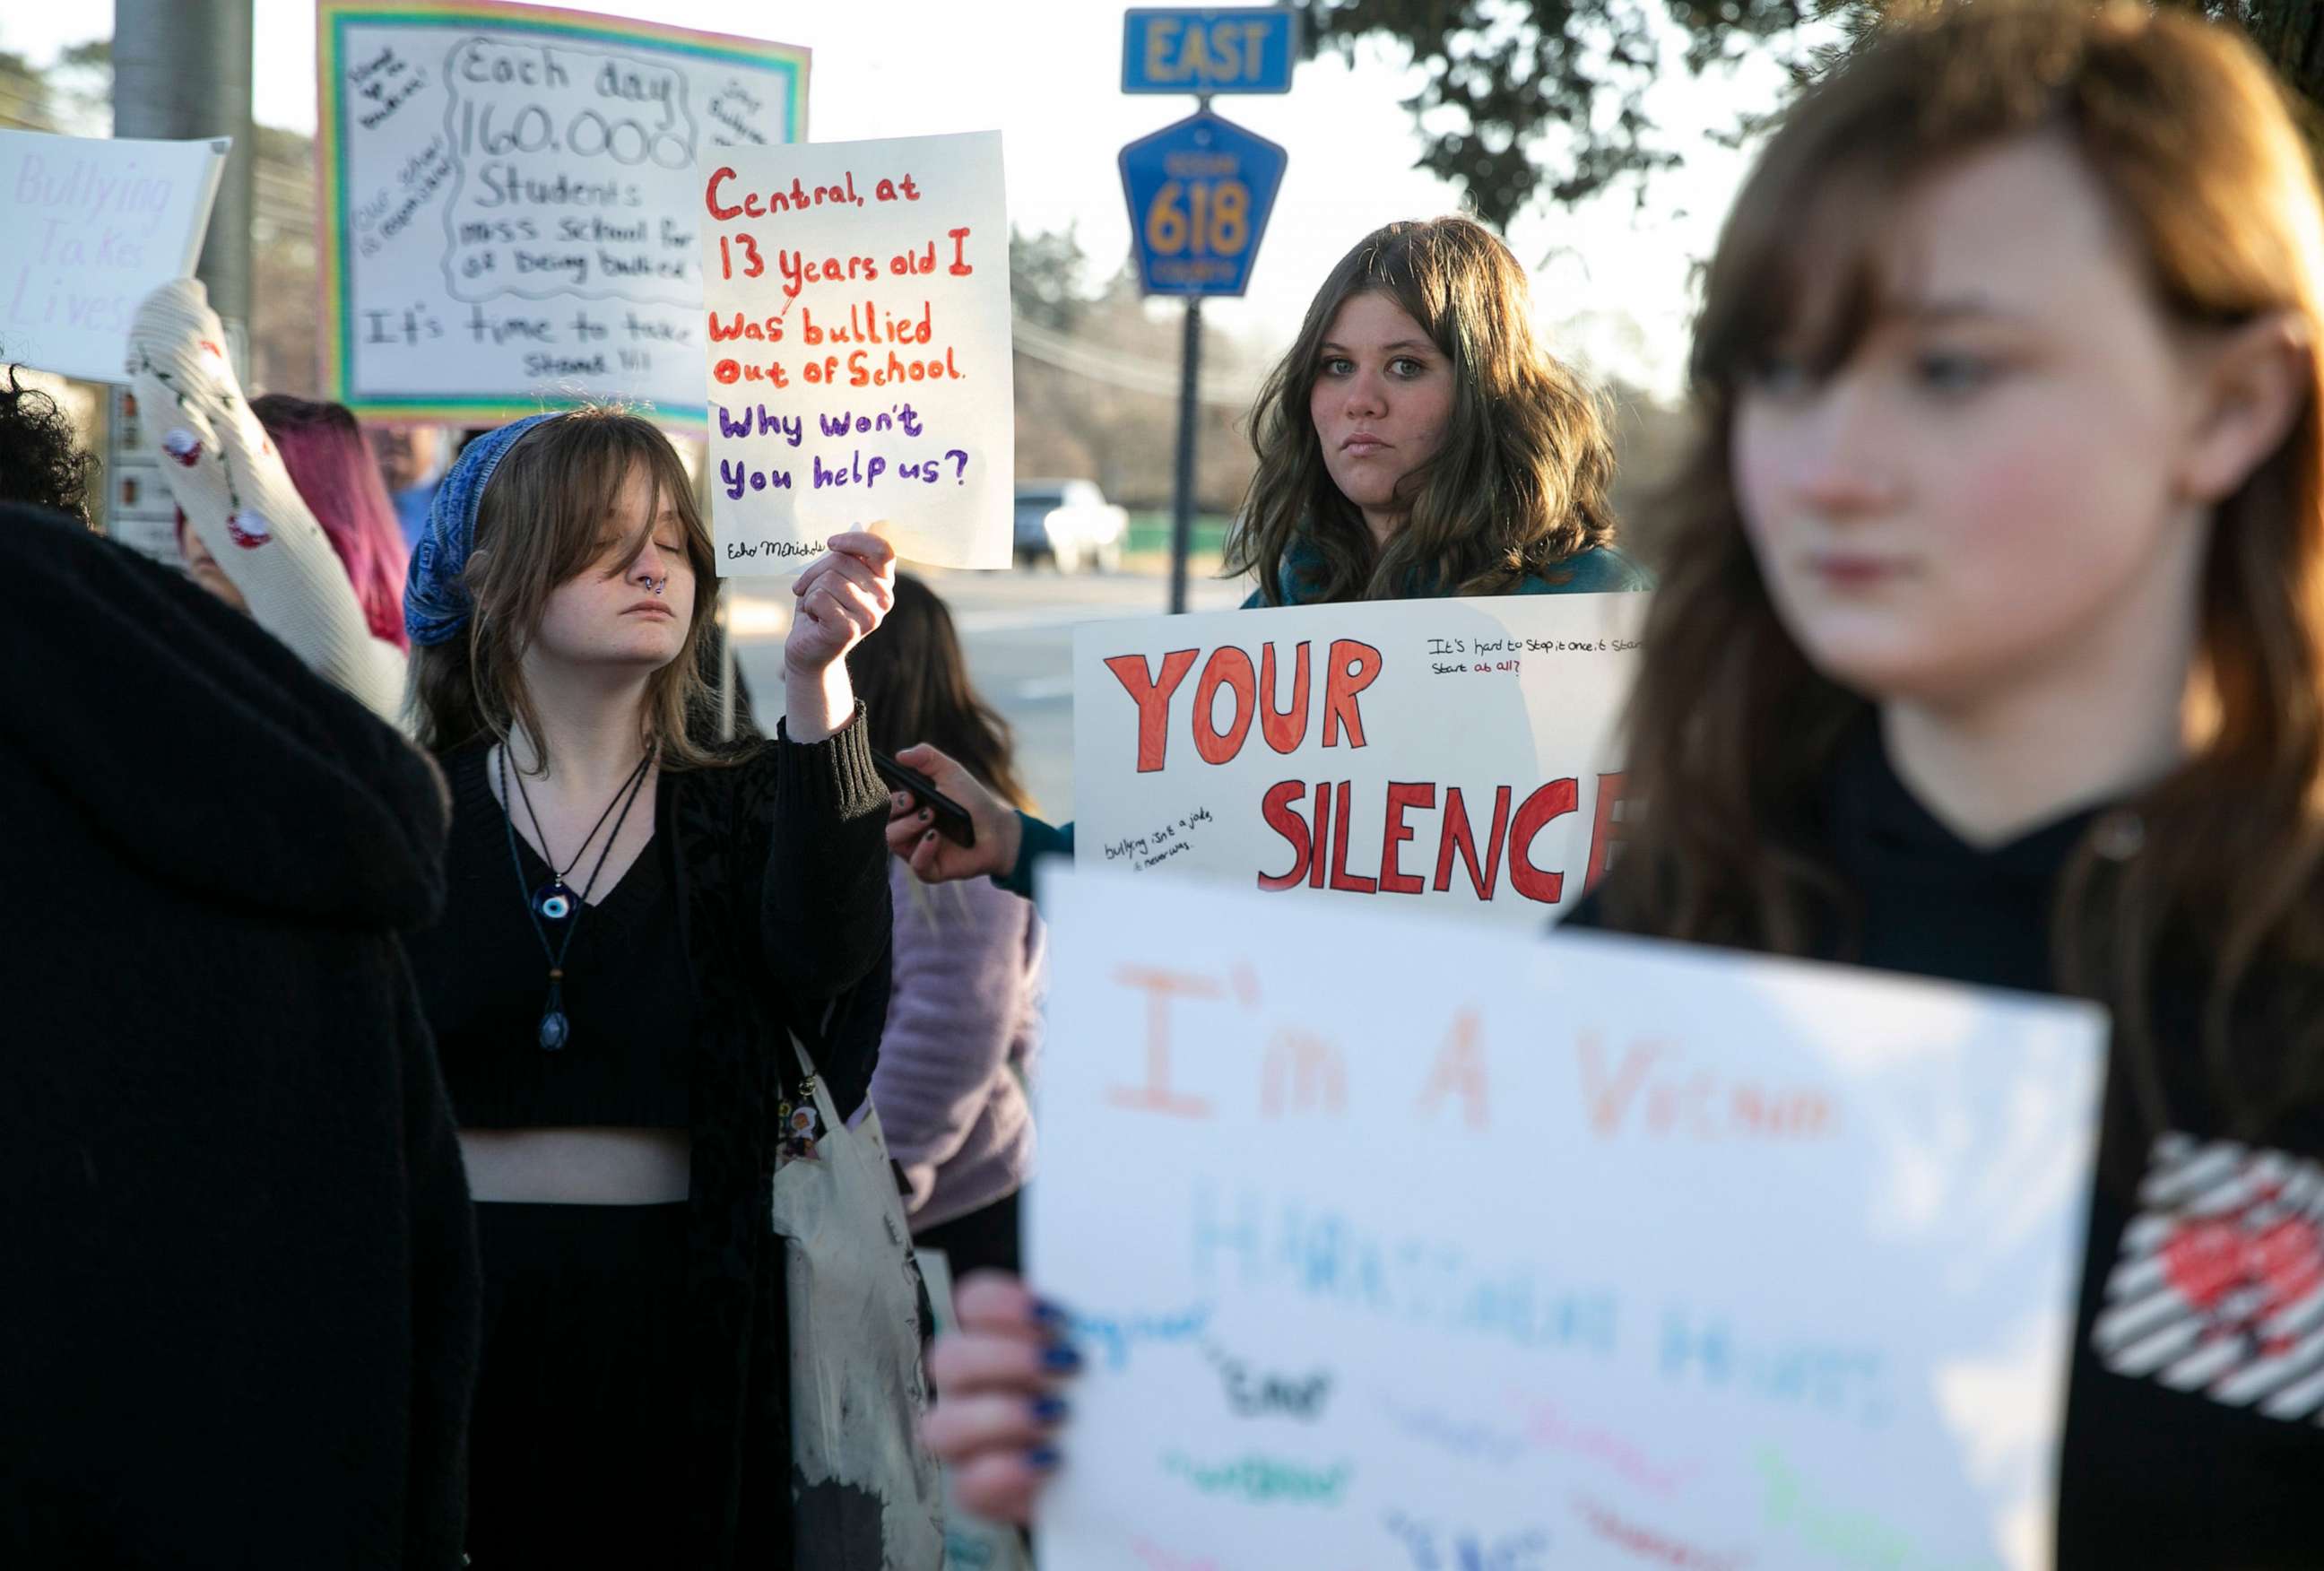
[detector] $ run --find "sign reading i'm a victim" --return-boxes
[1031,866,2106,1571]
[699,130,1013,572]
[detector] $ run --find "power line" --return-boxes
[1011,314,1260,409]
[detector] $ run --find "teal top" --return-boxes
[995,542,1652,900]
[1240,541,1652,608]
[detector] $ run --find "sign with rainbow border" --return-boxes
[315,0,806,428]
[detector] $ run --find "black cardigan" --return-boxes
[0,506,479,1567]
[408,715,894,1565]
[1567,721,2324,1571]
[671,716,894,1565]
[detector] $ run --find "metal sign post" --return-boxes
[1170,296,1202,614]
[1119,88,1289,612]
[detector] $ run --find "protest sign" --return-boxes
[1031,866,2107,1571]
[315,0,807,425]
[698,130,1012,573]
[0,130,228,384]
[1072,593,1643,924]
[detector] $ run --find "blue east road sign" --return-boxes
[1119,109,1288,298]
[1122,8,1299,94]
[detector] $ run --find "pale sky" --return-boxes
[3,1,1796,397]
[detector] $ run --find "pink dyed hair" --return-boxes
[249,395,411,649]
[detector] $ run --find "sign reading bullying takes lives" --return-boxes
[699,130,1013,573]
[1073,594,1641,924]
[1032,866,2107,1571]
[0,130,228,384]
[315,0,807,426]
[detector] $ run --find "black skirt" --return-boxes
[464,1201,692,1567]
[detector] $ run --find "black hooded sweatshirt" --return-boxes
[1568,719,2324,1571]
[0,507,479,1567]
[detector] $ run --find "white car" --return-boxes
[1014,479,1128,573]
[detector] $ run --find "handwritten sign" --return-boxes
[1031,867,2106,1571]
[1073,594,1642,924]
[316,0,806,425]
[0,130,227,384]
[698,131,1012,572]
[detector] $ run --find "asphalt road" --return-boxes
[729,557,1251,819]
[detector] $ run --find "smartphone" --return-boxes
[874,750,977,847]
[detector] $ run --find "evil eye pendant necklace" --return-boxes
[500,742,655,1051]
[510,749,646,924]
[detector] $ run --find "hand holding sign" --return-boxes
[922,1272,1076,1524]
[786,530,897,666]
[784,530,896,742]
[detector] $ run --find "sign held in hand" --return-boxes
[0,130,228,384]
[1032,866,2105,1571]
[699,130,1013,574]
[1073,594,1642,924]
[316,0,808,427]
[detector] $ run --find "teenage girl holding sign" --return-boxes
[883,214,1650,890]
[925,5,2324,1562]
[393,411,928,1566]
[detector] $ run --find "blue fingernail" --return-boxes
[1030,1394,1070,1424]
[1041,1342,1083,1372]
[1030,1298,1071,1328]
[1026,1445,1062,1471]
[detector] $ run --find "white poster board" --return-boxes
[1032,867,2106,1571]
[698,130,1012,573]
[0,130,228,384]
[316,0,807,427]
[1072,594,1643,924]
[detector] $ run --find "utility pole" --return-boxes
[113,0,255,368]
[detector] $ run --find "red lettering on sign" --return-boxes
[1259,640,1311,754]
[1192,647,1257,766]
[705,165,740,219]
[1417,1007,1489,1130]
[1327,780,1375,893]
[1322,639,1382,749]
[1106,648,1201,773]
[1378,782,1435,895]
[1507,777,1580,904]
[1585,771,1627,892]
[1108,966,1218,1119]
[1257,778,1310,890]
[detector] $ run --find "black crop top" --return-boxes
[406,743,693,1130]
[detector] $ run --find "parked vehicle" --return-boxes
[1013,479,1127,573]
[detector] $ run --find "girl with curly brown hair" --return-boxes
[890,215,1649,892]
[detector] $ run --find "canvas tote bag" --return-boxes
[771,1036,944,1568]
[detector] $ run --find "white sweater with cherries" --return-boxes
[128,279,409,724]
